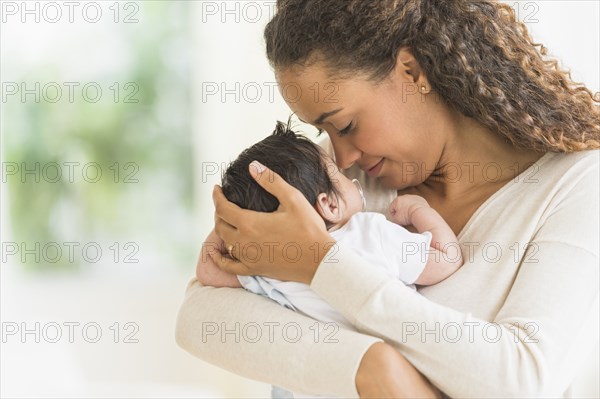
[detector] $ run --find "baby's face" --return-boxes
[324,158,366,220]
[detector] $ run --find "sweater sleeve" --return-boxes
[310,162,599,397]
[175,279,383,397]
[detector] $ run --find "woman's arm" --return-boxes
[175,278,385,397]
[188,235,442,397]
[313,239,598,397]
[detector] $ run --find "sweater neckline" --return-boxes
[457,151,555,241]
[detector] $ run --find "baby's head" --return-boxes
[221,120,366,231]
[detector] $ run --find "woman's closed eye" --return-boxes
[314,121,354,137]
[338,121,354,136]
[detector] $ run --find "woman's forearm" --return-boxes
[310,242,598,397]
[175,278,384,398]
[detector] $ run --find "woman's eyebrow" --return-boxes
[298,108,344,125]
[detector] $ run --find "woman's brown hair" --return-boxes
[264,0,599,152]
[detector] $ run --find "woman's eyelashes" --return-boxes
[314,121,354,137]
[338,122,354,136]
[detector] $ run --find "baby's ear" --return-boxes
[315,193,341,224]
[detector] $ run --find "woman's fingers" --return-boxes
[214,215,238,249]
[209,250,250,276]
[249,161,305,207]
[212,185,251,227]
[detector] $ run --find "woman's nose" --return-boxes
[331,137,362,170]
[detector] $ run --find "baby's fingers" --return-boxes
[389,198,411,225]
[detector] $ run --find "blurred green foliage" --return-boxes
[2,1,195,271]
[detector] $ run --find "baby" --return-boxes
[198,120,464,330]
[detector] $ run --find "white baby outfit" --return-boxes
[238,211,433,331]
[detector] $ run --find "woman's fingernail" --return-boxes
[250,160,266,174]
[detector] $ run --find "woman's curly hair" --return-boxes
[264,0,599,152]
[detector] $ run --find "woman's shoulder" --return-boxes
[538,149,599,190]
[506,149,599,207]
[542,148,599,173]
[460,149,598,249]
[526,150,599,256]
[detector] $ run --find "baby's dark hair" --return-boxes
[221,119,340,226]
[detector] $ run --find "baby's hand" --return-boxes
[389,195,430,225]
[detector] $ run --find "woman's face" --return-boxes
[276,58,451,190]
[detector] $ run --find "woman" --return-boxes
[176,1,599,397]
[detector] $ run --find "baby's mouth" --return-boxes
[352,179,367,212]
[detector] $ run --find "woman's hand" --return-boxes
[210,161,333,285]
[196,229,243,288]
[356,342,442,398]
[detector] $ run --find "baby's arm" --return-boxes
[389,195,463,285]
[196,228,243,288]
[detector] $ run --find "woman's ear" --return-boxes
[315,193,342,225]
[395,47,428,89]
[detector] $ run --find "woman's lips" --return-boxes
[366,159,384,177]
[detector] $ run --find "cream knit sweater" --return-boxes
[176,141,599,398]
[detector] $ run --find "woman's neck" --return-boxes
[396,114,546,236]
[423,114,545,201]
